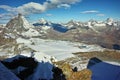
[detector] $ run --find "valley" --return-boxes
[0,14,120,80]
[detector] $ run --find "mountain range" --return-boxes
[31,15,120,50]
[0,14,120,50]
[0,14,120,80]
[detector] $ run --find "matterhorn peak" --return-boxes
[68,19,76,24]
[5,13,40,38]
[18,13,22,18]
[6,13,33,33]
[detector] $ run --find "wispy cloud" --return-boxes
[0,14,3,18]
[0,13,14,24]
[97,14,105,17]
[0,13,15,19]
[80,10,105,17]
[0,5,16,12]
[0,0,82,15]
[46,13,53,16]
[80,10,99,14]
[57,4,70,9]
[17,2,46,15]
[48,0,81,4]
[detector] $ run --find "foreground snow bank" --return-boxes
[3,52,54,80]
[28,61,53,80]
[0,62,20,80]
[22,52,54,80]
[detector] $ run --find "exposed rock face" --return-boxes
[6,14,30,33]
[4,14,40,38]
[0,55,91,80]
[4,14,120,50]
[62,19,120,49]
[68,69,91,80]
[54,62,91,80]
[34,18,120,50]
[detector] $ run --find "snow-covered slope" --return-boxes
[6,14,32,31]
[21,28,40,37]
[22,52,54,80]
[21,15,34,29]
[2,53,54,80]
[16,38,104,61]
[64,18,119,32]
[88,58,120,80]
[33,18,68,33]
[0,62,20,80]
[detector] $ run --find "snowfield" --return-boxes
[16,38,104,61]
[22,52,54,80]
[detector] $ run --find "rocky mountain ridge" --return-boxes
[0,14,120,50]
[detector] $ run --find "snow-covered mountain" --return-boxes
[1,14,120,50]
[33,18,68,33]
[64,20,82,29]
[48,18,120,50]
[1,53,54,80]
[64,18,119,31]
[0,14,120,80]
[35,17,120,50]
[5,14,40,38]
[33,18,51,26]
[6,14,33,32]
[0,22,105,62]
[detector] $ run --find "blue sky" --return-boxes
[0,0,120,23]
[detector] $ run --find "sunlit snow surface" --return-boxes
[16,38,104,61]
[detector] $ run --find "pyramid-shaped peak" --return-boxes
[18,13,22,17]
[6,14,33,33]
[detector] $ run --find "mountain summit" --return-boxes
[6,13,33,33]
[5,14,39,38]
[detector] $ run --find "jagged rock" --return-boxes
[54,62,91,80]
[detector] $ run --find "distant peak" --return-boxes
[67,19,76,24]
[39,18,47,22]
[106,18,113,22]
[39,18,48,25]
[18,13,22,17]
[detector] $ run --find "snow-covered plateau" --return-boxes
[16,38,104,61]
